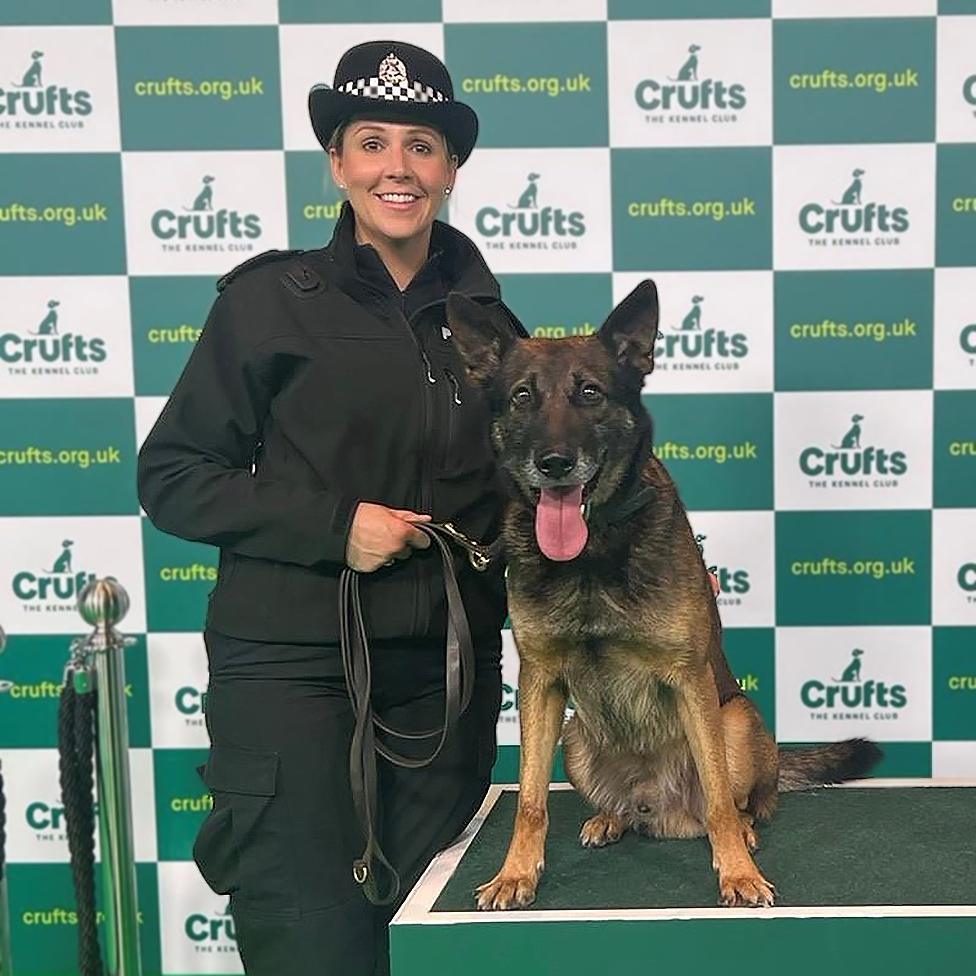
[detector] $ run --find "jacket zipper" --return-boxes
[400,313,436,516]
[443,369,461,469]
[249,440,262,477]
[420,348,437,386]
[392,291,503,517]
[395,306,436,638]
[445,368,462,406]
[401,293,499,637]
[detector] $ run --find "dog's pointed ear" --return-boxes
[598,280,659,376]
[445,292,516,386]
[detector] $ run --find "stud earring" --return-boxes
[338,183,347,190]
[444,186,452,196]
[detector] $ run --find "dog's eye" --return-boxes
[579,383,604,402]
[511,386,532,407]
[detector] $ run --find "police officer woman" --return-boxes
[137,41,522,976]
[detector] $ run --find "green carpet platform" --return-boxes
[390,780,976,976]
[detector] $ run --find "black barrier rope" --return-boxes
[58,670,104,976]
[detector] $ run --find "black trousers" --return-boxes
[193,627,502,976]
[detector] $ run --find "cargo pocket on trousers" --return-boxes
[194,743,290,913]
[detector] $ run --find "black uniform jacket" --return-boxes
[137,201,525,644]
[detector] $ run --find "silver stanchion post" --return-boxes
[75,579,142,976]
[0,624,12,976]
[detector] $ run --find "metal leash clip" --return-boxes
[437,521,493,572]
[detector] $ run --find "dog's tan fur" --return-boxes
[445,283,880,910]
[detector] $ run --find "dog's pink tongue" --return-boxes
[535,486,587,561]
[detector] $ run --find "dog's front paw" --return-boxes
[475,871,540,910]
[718,870,775,908]
[579,812,625,848]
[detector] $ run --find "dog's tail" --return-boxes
[777,738,882,792]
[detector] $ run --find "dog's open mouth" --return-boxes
[535,484,588,562]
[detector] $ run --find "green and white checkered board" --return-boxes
[1,1,974,972]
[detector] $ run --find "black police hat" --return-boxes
[308,40,478,165]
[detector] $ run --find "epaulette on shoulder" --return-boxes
[216,249,305,293]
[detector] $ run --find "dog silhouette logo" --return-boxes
[670,44,701,82]
[186,175,215,212]
[833,168,865,206]
[47,540,74,575]
[834,648,863,683]
[833,414,865,450]
[510,173,540,210]
[30,300,61,336]
[674,295,705,331]
[15,50,44,88]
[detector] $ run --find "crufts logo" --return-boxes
[474,172,585,250]
[0,50,93,121]
[185,903,237,950]
[800,647,907,715]
[654,293,748,370]
[26,798,99,837]
[11,540,96,605]
[151,175,262,246]
[0,298,107,372]
[799,168,909,240]
[635,43,746,118]
[799,413,907,488]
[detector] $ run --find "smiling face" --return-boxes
[329,118,457,249]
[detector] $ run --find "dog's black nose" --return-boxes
[535,451,576,479]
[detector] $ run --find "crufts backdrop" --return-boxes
[0,0,974,973]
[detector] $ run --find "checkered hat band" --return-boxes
[337,77,447,103]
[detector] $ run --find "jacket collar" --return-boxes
[312,200,501,312]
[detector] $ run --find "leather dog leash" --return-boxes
[339,521,499,906]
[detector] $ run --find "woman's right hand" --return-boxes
[345,502,432,572]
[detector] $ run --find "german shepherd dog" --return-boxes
[444,282,881,909]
